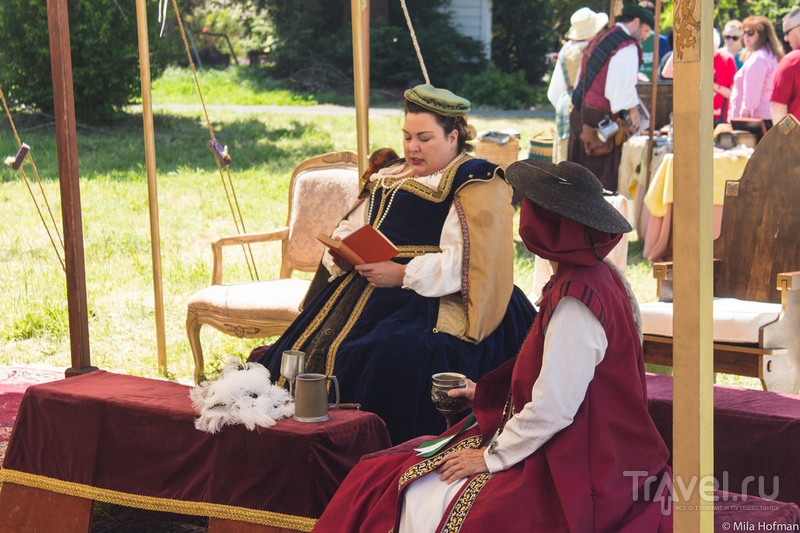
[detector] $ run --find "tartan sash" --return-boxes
[572,27,637,108]
[555,58,573,139]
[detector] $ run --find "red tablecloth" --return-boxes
[0,370,391,530]
[647,373,800,508]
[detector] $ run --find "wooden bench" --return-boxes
[646,373,800,507]
[646,373,800,529]
[640,114,800,393]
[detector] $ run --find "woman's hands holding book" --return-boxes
[329,248,354,272]
[355,261,406,288]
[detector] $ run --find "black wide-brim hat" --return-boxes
[506,159,633,234]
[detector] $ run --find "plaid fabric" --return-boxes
[572,27,637,108]
[555,92,572,140]
[555,59,572,139]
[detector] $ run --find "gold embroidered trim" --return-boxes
[293,271,356,350]
[368,157,470,203]
[396,245,441,258]
[397,435,482,489]
[325,284,375,376]
[399,175,454,202]
[452,195,470,316]
[369,156,498,206]
[0,469,317,531]
[441,472,493,532]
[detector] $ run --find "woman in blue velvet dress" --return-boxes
[256,84,536,444]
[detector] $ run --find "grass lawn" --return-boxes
[0,66,760,390]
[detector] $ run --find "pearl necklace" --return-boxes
[366,152,466,229]
[367,176,410,230]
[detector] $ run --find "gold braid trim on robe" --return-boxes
[435,169,515,343]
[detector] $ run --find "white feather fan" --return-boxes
[190,356,294,433]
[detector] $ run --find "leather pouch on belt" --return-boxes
[614,117,629,146]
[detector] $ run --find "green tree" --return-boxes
[492,0,555,86]
[256,0,485,94]
[716,0,798,42]
[0,0,186,123]
[188,0,272,59]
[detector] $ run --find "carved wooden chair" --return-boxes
[639,115,800,393]
[186,151,360,381]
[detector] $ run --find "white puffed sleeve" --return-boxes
[606,43,641,113]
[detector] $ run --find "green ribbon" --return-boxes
[415,412,476,458]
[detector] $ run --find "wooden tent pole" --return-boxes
[136,0,168,374]
[609,0,620,24]
[351,0,370,176]
[672,0,715,529]
[644,0,662,189]
[46,0,95,376]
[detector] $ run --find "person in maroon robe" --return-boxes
[313,159,672,532]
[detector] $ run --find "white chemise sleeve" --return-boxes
[482,296,607,472]
[606,43,641,113]
[321,201,368,278]
[547,53,568,108]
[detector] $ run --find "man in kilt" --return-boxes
[567,2,655,191]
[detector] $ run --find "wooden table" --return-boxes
[639,148,751,261]
[0,371,391,532]
[619,135,752,261]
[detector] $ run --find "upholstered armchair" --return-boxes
[186,151,360,381]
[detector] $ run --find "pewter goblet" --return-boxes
[431,372,469,429]
[280,350,305,397]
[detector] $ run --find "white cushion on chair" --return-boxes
[187,278,311,322]
[640,297,781,343]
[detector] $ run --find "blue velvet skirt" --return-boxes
[256,271,536,444]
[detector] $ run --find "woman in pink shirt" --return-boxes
[728,16,784,126]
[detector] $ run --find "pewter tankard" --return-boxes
[294,373,340,422]
[596,117,620,143]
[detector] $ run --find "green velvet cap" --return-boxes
[622,4,655,29]
[403,84,471,117]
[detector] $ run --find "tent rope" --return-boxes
[167,0,259,281]
[1,87,66,272]
[400,0,430,85]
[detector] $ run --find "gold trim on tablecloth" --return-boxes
[0,469,317,531]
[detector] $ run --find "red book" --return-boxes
[316,225,398,265]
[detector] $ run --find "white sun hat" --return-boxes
[565,7,609,41]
